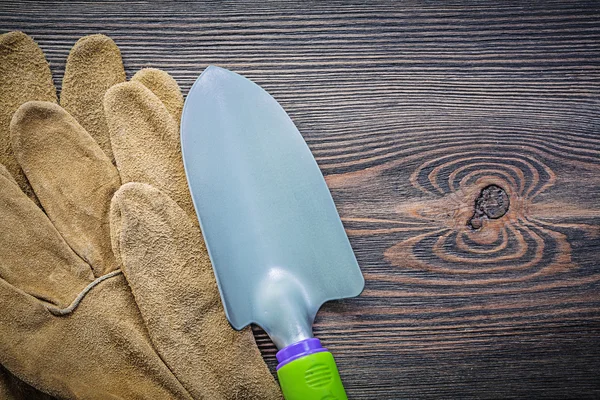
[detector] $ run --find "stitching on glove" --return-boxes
[45,270,123,316]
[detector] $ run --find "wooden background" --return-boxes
[2,1,599,398]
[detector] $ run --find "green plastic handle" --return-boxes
[277,351,347,400]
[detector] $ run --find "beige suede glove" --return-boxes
[0,31,282,399]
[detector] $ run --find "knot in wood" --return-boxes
[468,185,509,229]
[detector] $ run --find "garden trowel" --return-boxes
[181,66,364,400]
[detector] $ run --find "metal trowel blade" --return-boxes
[181,66,364,348]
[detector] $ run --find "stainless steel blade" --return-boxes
[181,66,364,348]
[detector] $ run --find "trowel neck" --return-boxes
[254,267,317,349]
[263,320,314,349]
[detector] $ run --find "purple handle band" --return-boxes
[276,338,327,370]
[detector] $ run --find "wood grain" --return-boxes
[2,1,600,398]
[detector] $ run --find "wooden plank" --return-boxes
[2,1,599,398]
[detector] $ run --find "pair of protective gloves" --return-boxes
[0,31,282,399]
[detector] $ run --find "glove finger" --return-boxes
[10,101,120,277]
[60,34,125,163]
[131,68,184,124]
[105,82,195,218]
[0,31,56,203]
[0,166,92,308]
[110,182,282,400]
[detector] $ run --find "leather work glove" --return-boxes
[0,31,282,399]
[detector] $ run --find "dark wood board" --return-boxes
[2,1,599,398]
